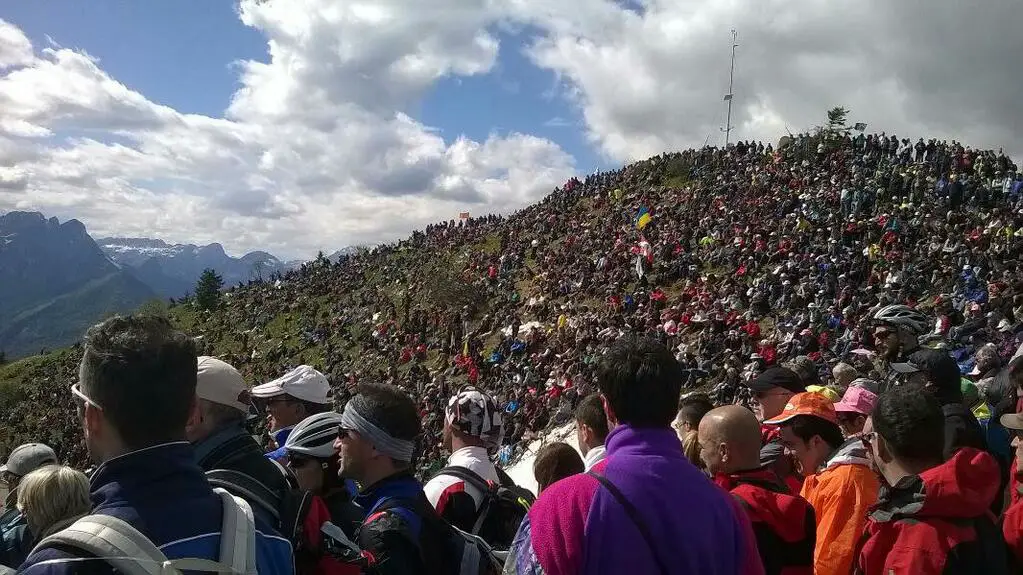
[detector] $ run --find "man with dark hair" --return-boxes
[766,392,877,575]
[252,365,333,462]
[856,387,1008,574]
[673,394,714,441]
[507,336,763,575]
[333,382,447,574]
[185,357,292,528]
[18,315,294,574]
[574,393,608,470]
[892,348,987,459]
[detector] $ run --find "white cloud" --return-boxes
[511,0,1023,162]
[4,0,1021,259]
[0,2,575,258]
[0,19,33,69]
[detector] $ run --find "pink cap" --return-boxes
[833,386,877,416]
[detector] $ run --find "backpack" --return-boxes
[367,495,505,575]
[31,488,257,575]
[205,468,356,574]
[434,465,534,550]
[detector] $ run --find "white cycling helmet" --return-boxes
[871,304,931,336]
[284,412,343,459]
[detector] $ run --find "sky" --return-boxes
[1,0,1021,260]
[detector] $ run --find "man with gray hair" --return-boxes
[185,356,291,529]
[0,443,58,568]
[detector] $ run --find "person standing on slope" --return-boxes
[505,336,763,575]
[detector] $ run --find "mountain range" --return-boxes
[0,212,156,358]
[97,237,300,299]
[0,211,307,359]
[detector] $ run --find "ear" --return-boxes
[83,402,104,442]
[600,394,618,428]
[185,399,203,436]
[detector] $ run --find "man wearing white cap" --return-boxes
[251,365,332,462]
[0,443,58,568]
[185,357,291,530]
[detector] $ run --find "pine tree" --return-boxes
[195,268,224,311]
[0,350,6,366]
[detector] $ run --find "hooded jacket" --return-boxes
[17,442,294,574]
[715,469,815,575]
[855,448,1008,574]
[505,425,763,575]
[800,437,879,575]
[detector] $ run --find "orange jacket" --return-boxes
[799,438,879,575]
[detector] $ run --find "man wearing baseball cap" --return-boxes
[0,443,57,568]
[251,365,332,462]
[892,348,987,460]
[185,357,290,529]
[833,386,877,438]
[767,392,878,575]
[748,366,805,493]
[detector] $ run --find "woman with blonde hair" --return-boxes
[16,465,91,541]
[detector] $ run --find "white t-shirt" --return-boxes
[424,446,500,515]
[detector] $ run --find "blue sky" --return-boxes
[3,1,603,172]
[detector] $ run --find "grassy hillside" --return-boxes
[0,271,155,359]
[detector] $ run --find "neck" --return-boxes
[883,458,938,487]
[451,436,484,453]
[360,463,405,491]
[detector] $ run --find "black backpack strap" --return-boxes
[586,471,670,575]
[436,466,495,493]
[205,469,282,524]
[436,466,497,536]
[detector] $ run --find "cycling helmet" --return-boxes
[871,304,931,336]
[284,412,344,459]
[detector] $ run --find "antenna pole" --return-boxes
[724,29,738,146]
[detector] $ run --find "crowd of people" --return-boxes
[1,130,1023,573]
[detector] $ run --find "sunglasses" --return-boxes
[1,471,19,486]
[336,426,353,440]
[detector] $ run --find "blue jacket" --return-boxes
[265,426,293,462]
[17,442,295,574]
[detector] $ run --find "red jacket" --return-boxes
[854,448,1008,574]
[1002,462,1023,569]
[715,469,815,575]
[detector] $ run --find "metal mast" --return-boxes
[724,29,738,146]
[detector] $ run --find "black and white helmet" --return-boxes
[284,412,343,459]
[871,304,931,336]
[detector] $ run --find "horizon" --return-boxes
[1,0,1021,260]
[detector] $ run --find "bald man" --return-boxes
[700,405,816,575]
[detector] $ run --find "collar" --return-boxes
[353,471,424,514]
[583,445,606,471]
[447,445,489,466]
[193,423,248,463]
[605,424,682,458]
[89,442,201,506]
[272,426,294,447]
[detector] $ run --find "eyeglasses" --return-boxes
[71,384,103,413]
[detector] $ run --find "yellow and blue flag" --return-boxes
[636,205,652,229]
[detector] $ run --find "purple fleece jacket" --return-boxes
[506,425,764,575]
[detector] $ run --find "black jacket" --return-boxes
[194,423,293,528]
[354,473,448,575]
